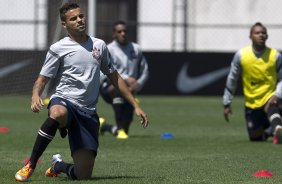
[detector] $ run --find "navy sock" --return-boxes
[112,101,124,130]
[54,162,77,180]
[101,123,115,134]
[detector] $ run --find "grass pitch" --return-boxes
[1,95,282,184]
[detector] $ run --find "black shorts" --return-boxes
[245,106,270,140]
[48,97,99,155]
[99,80,112,104]
[100,81,134,122]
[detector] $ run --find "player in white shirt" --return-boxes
[100,20,149,139]
[15,3,148,182]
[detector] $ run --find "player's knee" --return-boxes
[49,105,68,126]
[74,160,94,180]
[75,170,92,180]
[72,149,95,180]
[248,130,266,141]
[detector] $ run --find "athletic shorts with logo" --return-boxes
[48,97,99,155]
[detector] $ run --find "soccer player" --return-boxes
[99,20,149,139]
[15,3,148,182]
[223,22,282,143]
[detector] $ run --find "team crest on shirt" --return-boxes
[92,47,101,60]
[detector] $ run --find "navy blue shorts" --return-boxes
[48,97,99,155]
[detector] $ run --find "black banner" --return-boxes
[0,50,45,95]
[141,52,242,95]
[0,51,242,95]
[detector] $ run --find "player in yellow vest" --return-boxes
[223,22,282,144]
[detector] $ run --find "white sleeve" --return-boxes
[275,80,282,98]
[222,50,242,106]
[40,48,61,78]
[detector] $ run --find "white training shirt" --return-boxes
[40,36,116,114]
[106,40,149,92]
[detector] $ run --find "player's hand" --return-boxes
[31,95,44,113]
[135,107,149,128]
[264,95,280,112]
[223,105,232,122]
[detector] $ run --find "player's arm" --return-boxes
[134,53,149,92]
[265,52,282,109]
[106,70,148,128]
[276,51,282,81]
[274,53,282,100]
[31,75,50,113]
[223,50,242,122]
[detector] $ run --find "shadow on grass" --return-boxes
[92,175,143,181]
[100,134,157,139]
[129,134,159,138]
[39,175,142,182]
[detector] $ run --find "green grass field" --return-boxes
[1,95,282,183]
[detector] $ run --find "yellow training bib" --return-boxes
[241,46,277,108]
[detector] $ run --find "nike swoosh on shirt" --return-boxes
[0,59,32,78]
[176,63,230,93]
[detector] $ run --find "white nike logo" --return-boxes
[176,63,230,93]
[0,59,32,78]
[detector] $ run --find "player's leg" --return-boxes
[100,116,118,135]
[72,149,96,179]
[112,96,126,130]
[15,97,68,182]
[120,102,134,134]
[264,102,282,144]
[111,94,138,139]
[245,107,269,141]
[46,104,99,180]
[46,150,95,180]
[67,110,99,179]
[33,97,69,165]
[99,82,117,135]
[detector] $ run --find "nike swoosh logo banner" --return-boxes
[0,59,32,78]
[176,63,230,93]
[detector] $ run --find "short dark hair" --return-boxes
[250,22,267,35]
[112,20,126,31]
[60,3,80,21]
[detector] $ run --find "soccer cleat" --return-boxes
[273,125,282,144]
[99,117,106,135]
[43,98,50,105]
[135,98,140,104]
[45,154,63,177]
[116,129,128,139]
[15,162,34,182]
[45,167,58,177]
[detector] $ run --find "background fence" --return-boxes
[2,0,282,51]
[0,0,281,95]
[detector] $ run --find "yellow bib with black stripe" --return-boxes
[241,46,277,108]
